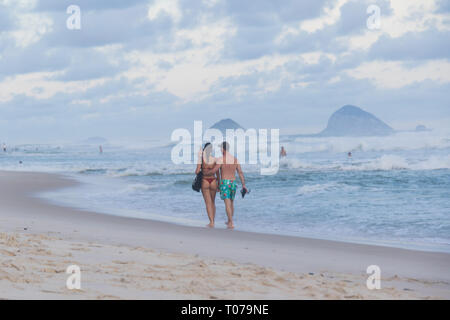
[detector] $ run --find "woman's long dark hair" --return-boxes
[203,142,212,162]
[203,142,211,150]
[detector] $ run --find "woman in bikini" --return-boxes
[195,143,220,228]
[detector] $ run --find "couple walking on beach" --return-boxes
[195,141,248,229]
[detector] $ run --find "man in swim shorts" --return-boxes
[203,141,247,229]
[219,178,237,202]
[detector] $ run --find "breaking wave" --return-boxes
[281,154,450,171]
[287,131,450,154]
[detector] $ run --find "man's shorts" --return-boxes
[219,179,237,200]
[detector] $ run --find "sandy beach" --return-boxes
[0,170,449,299]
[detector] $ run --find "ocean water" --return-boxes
[1,130,450,252]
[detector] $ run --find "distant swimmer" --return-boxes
[99,145,103,154]
[2,143,6,152]
[348,152,352,158]
[280,146,287,157]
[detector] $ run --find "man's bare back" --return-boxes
[218,154,238,180]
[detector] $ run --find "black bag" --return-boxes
[192,171,203,192]
[192,150,203,192]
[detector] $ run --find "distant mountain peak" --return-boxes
[415,124,430,132]
[319,105,394,137]
[337,105,367,114]
[210,119,244,134]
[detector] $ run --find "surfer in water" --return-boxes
[196,143,220,228]
[280,146,287,157]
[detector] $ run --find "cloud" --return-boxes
[0,3,15,31]
[435,0,450,13]
[220,0,329,60]
[34,0,149,12]
[40,5,176,49]
[369,29,450,60]
[224,0,326,25]
[148,0,182,23]
[346,59,450,89]
[52,48,129,81]
[0,43,70,77]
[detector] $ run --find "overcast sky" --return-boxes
[0,0,449,143]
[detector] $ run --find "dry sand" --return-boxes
[0,170,449,299]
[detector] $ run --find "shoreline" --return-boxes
[1,170,449,299]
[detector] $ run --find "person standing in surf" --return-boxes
[280,146,287,157]
[195,143,220,228]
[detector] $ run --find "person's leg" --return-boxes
[201,181,215,227]
[224,199,234,229]
[230,200,234,218]
[209,180,217,223]
[229,181,236,222]
[224,199,234,224]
